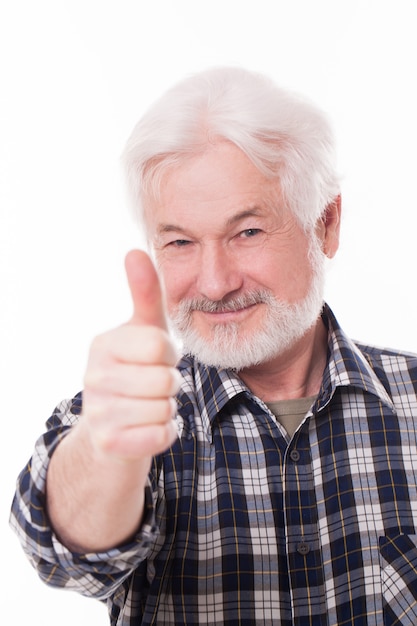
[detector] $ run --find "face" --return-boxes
[146,142,330,371]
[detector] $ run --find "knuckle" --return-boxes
[83,369,100,391]
[143,422,177,456]
[166,397,178,420]
[169,367,182,394]
[84,368,117,393]
[142,328,176,364]
[82,395,106,426]
[143,327,167,361]
[158,367,178,395]
[89,331,110,354]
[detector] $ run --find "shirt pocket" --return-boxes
[379,533,417,625]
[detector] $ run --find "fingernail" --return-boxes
[170,368,183,395]
[169,396,178,418]
[169,415,179,444]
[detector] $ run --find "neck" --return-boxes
[238,319,328,402]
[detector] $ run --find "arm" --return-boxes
[10,396,161,597]
[45,250,179,553]
[45,416,152,553]
[11,250,179,590]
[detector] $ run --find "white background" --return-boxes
[1,1,416,624]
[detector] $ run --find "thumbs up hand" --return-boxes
[82,250,180,461]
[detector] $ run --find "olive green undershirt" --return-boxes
[266,396,317,438]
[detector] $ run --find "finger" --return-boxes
[84,363,182,398]
[125,249,167,330]
[84,393,177,430]
[88,325,178,367]
[103,421,178,460]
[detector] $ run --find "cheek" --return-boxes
[158,263,193,310]
[256,245,314,301]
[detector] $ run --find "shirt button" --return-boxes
[297,542,310,556]
[290,450,300,462]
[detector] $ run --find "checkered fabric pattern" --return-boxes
[10,305,417,625]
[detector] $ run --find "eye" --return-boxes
[168,239,192,248]
[240,228,262,238]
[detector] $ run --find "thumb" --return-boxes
[125,249,168,329]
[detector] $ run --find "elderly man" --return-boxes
[11,67,417,625]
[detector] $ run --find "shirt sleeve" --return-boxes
[9,394,160,600]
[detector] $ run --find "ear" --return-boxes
[316,194,341,259]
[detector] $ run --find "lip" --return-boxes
[195,303,259,323]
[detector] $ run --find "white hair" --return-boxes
[122,66,340,231]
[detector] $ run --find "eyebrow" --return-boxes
[226,208,264,227]
[157,207,265,236]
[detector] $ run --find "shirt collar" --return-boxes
[176,303,395,436]
[177,357,248,438]
[318,303,395,411]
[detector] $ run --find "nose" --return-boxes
[196,243,243,302]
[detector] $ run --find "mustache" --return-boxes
[174,290,275,315]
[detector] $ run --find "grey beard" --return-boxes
[169,238,327,371]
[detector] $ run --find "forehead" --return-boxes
[144,142,283,232]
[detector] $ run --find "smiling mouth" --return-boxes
[171,290,272,331]
[192,291,269,313]
[195,302,260,321]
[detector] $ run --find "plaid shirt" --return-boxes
[10,305,417,625]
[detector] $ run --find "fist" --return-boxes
[82,250,180,461]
